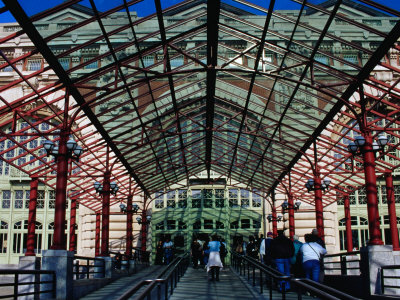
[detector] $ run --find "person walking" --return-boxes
[155,240,164,265]
[270,230,294,291]
[300,233,327,282]
[191,238,202,269]
[163,237,174,265]
[260,232,274,266]
[206,235,224,281]
[246,235,259,259]
[311,228,326,249]
[290,235,303,277]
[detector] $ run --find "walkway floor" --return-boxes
[80,265,166,300]
[169,267,316,300]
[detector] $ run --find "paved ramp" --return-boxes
[169,267,316,300]
[79,265,166,300]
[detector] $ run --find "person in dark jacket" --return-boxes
[270,230,295,291]
[246,235,259,259]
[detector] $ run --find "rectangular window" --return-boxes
[167,220,176,230]
[14,190,24,209]
[178,190,187,208]
[215,189,225,208]
[37,190,45,209]
[59,57,70,70]
[24,191,30,209]
[0,233,7,253]
[178,221,187,230]
[252,190,261,207]
[240,189,250,208]
[203,189,213,208]
[2,190,11,209]
[26,59,42,71]
[83,57,98,69]
[170,56,184,68]
[48,190,55,209]
[155,191,164,209]
[142,55,154,68]
[315,54,329,65]
[343,54,358,65]
[155,222,164,230]
[229,189,238,207]
[167,190,176,208]
[241,219,250,229]
[192,190,201,208]
[204,220,213,229]
[253,220,261,229]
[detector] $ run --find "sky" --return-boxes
[0,0,399,23]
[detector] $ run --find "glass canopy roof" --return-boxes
[0,0,400,210]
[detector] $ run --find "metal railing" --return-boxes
[231,252,360,300]
[73,256,105,280]
[380,265,400,294]
[117,253,190,300]
[0,269,56,299]
[322,251,361,275]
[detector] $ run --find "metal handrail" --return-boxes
[322,251,361,275]
[232,252,360,300]
[324,251,361,258]
[117,253,190,300]
[73,256,105,279]
[380,265,400,294]
[291,278,361,300]
[0,269,56,299]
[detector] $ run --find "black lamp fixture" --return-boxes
[305,177,331,193]
[267,214,283,222]
[136,215,152,224]
[43,138,84,162]
[347,134,388,156]
[119,203,140,214]
[282,200,301,211]
[93,181,119,195]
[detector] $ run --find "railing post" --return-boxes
[86,259,90,279]
[340,255,346,275]
[14,273,18,300]
[52,272,56,298]
[381,268,385,294]
[253,265,255,286]
[75,260,79,280]
[260,270,263,293]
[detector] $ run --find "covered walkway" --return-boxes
[0,0,400,299]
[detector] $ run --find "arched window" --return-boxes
[47,221,67,250]
[0,221,8,254]
[13,220,42,254]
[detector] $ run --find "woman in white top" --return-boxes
[300,233,327,282]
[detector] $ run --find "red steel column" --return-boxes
[126,194,133,258]
[101,171,111,256]
[344,194,353,252]
[314,173,325,240]
[69,197,77,252]
[363,134,383,245]
[25,177,38,256]
[141,210,147,252]
[271,193,278,238]
[95,212,101,256]
[385,172,400,250]
[52,129,69,250]
[288,194,295,239]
